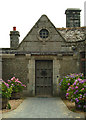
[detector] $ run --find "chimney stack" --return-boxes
[10,27,20,49]
[65,8,81,28]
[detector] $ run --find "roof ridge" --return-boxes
[57,27,86,30]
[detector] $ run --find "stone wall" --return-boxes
[59,55,80,77]
[2,54,28,87]
[2,53,81,96]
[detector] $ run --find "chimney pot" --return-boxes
[13,27,16,31]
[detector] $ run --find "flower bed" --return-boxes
[59,73,84,92]
[7,77,26,93]
[59,73,86,112]
[7,77,26,99]
[0,77,26,109]
[0,79,13,109]
[66,78,86,111]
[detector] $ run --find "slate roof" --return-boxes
[57,27,86,42]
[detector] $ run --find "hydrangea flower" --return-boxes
[68,83,70,85]
[75,98,79,103]
[59,73,84,92]
[76,90,78,93]
[66,76,86,108]
[7,80,11,82]
[66,93,69,96]
[8,77,26,93]
[83,105,86,108]
[80,94,82,97]
[80,80,84,84]
[1,80,13,98]
[72,87,74,90]
[78,105,81,108]
[2,81,9,88]
[73,82,77,85]
[81,88,85,90]
[75,86,78,89]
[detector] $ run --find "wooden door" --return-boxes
[35,60,53,96]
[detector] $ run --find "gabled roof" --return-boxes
[17,14,66,49]
[57,27,86,42]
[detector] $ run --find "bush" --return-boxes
[59,73,84,92]
[7,103,11,109]
[66,78,86,109]
[1,80,13,99]
[7,77,26,93]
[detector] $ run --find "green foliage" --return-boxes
[7,77,26,93]
[1,80,13,99]
[66,78,86,105]
[0,77,26,99]
[59,73,86,110]
[71,108,76,112]
[59,73,84,92]
[7,103,11,109]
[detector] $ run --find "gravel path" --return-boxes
[2,97,85,118]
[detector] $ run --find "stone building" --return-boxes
[1,8,86,97]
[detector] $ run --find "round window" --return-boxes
[39,29,49,39]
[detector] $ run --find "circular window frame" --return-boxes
[37,28,50,41]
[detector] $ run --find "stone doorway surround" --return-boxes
[26,54,60,97]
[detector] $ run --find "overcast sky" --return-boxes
[0,0,85,48]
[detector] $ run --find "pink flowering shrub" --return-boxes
[7,77,26,93]
[66,78,86,109]
[59,73,84,92]
[1,79,13,98]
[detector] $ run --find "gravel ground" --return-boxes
[62,98,85,114]
[2,99,24,113]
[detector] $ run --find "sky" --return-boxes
[0,0,85,48]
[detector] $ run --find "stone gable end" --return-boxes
[18,15,66,52]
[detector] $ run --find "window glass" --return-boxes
[39,29,49,38]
